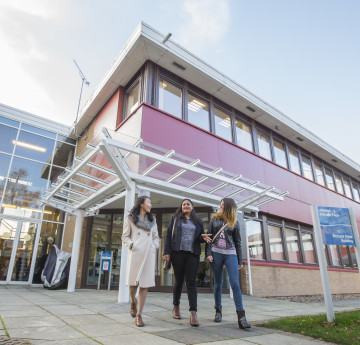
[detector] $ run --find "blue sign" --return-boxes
[317,207,355,246]
[102,251,112,258]
[101,259,111,271]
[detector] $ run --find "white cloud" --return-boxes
[178,0,230,52]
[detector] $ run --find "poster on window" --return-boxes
[317,206,355,246]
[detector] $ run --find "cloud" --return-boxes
[178,0,230,52]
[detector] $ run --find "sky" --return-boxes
[0,0,359,164]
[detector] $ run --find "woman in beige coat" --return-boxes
[122,196,159,327]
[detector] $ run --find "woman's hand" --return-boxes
[163,254,170,262]
[238,265,243,270]
[201,234,213,243]
[206,256,214,263]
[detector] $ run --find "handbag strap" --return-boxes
[212,223,228,241]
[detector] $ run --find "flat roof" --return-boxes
[74,22,360,181]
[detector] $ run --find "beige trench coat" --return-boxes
[122,216,160,288]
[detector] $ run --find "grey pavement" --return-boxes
[1,286,359,345]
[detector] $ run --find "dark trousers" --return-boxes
[171,250,200,311]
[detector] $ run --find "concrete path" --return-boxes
[1,286,359,345]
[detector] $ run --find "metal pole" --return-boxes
[348,208,360,278]
[118,182,135,303]
[244,220,253,295]
[311,205,335,322]
[67,209,85,293]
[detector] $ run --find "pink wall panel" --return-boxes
[141,106,360,226]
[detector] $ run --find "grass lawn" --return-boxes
[259,310,360,345]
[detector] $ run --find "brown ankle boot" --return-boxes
[172,305,181,319]
[135,314,144,327]
[190,311,199,327]
[130,298,137,318]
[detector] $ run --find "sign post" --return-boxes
[348,208,360,279]
[97,251,112,291]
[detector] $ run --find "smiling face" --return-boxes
[219,200,224,213]
[182,199,193,216]
[140,197,152,214]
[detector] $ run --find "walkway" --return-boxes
[1,286,359,345]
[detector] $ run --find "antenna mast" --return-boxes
[73,59,90,125]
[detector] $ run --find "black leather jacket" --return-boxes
[205,218,243,264]
[163,216,205,256]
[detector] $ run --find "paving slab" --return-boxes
[94,332,181,345]
[2,316,66,329]
[29,338,99,345]
[74,322,142,337]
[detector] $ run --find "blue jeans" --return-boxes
[210,251,244,311]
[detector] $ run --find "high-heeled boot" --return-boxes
[214,306,222,322]
[190,311,199,327]
[236,310,251,329]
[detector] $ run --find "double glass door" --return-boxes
[0,217,39,283]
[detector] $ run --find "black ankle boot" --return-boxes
[236,310,251,329]
[214,306,222,322]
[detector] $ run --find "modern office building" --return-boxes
[1,22,359,297]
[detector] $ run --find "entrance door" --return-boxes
[0,217,39,284]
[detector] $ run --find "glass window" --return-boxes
[0,153,11,199]
[273,139,287,168]
[339,246,350,268]
[285,228,301,263]
[187,93,210,131]
[32,222,64,283]
[0,116,19,127]
[314,161,325,186]
[288,146,301,174]
[343,178,352,198]
[350,246,358,268]
[334,173,344,194]
[197,213,211,289]
[268,224,285,260]
[328,245,340,266]
[158,78,182,118]
[14,131,55,163]
[3,157,49,210]
[161,213,175,286]
[301,154,314,181]
[124,80,140,118]
[0,124,18,154]
[0,218,17,280]
[52,142,75,168]
[247,220,264,260]
[301,232,316,263]
[235,118,253,151]
[42,205,65,223]
[351,183,360,202]
[257,130,272,160]
[214,107,232,141]
[110,214,123,286]
[325,167,335,191]
[21,124,57,139]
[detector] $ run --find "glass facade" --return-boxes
[235,119,253,151]
[124,80,140,118]
[247,220,264,260]
[288,147,301,175]
[257,131,272,160]
[214,107,232,141]
[0,114,73,284]
[187,93,210,131]
[268,224,285,261]
[273,139,287,168]
[158,78,182,118]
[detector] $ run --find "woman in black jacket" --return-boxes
[205,198,251,329]
[163,198,208,326]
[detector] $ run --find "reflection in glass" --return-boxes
[343,178,352,198]
[334,173,344,194]
[0,218,17,281]
[187,93,210,131]
[314,161,325,186]
[285,228,301,263]
[235,119,253,151]
[351,183,360,202]
[32,222,63,283]
[14,131,55,163]
[3,157,49,210]
[247,221,264,260]
[339,246,350,267]
[325,167,335,191]
[328,245,340,266]
[110,214,123,286]
[52,141,75,168]
[302,232,315,263]
[12,222,38,282]
[257,131,272,160]
[125,81,140,118]
[42,205,65,223]
[214,107,232,141]
[159,79,182,118]
[268,225,284,260]
[301,155,314,181]
[350,246,358,267]
[288,147,301,174]
[21,124,57,139]
[161,213,174,286]
[0,153,11,199]
[273,139,287,168]
[196,213,211,289]
[0,116,19,127]
[0,124,18,154]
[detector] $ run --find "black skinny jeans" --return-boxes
[171,250,200,311]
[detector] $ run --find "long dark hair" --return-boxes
[173,198,201,225]
[213,197,237,227]
[129,196,154,224]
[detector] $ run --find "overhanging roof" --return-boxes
[71,21,360,182]
[42,129,288,215]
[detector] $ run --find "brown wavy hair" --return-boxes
[212,198,237,227]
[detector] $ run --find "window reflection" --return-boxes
[124,80,140,118]
[343,178,352,198]
[301,232,316,263]
[325,167,335,191]
[159,78,182,118]
[187,93,210,131]
[52,141,75,168]
[351,183,360,202]
[247,220,264,260]
[288,147,301,174]
[334,173,344,194]
[301,154,314,181]
[268,224,285,260]
[285,228,301,263]
[257,130,272,160]
[0,153,11,199]
[21,124,57,139]
[214,107,232,141]
[0,124,18,154]
[0,116,19,127]
[339,246,350,267]
[235,119,253,151]
[314,161,325,186]
[273,139,287,168]
[328,245,340,266]
[350,246,358,267]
